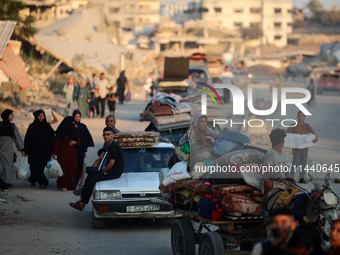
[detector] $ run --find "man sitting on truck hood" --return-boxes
[69,127,124,211]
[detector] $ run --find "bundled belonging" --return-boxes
[140,91,225,127]
[163,162,190,186]
[216,149,264,167]
[159,134,266,218]
[160,179,264,217]
[113,132,161,147]
[159,177,264,218]
[221,192,262,216]
[140,92,191,126]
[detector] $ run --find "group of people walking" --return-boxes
[0,108,94,192]
[63,71,130,119]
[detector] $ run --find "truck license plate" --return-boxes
[126,205,160,212]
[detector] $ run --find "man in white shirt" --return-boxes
[219,65,233,103]
[261,129,295,195]
[97,73,110,118]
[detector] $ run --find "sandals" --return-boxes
[69,201,85,211]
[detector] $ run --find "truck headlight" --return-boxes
[94,190,121,200]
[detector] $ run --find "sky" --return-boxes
[293,0,340,9]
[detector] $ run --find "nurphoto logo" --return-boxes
[200,84,312,128]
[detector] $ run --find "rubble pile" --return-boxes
[33,5,156,92]
[0,193,32,203]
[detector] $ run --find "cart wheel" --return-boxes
[199,232,224,255]
[92,210,104,229]
[171,219,195,255]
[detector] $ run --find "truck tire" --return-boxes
[171,219,195,255]
[92,210,104,229]
[199,232,224,255]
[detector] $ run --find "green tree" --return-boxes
[306,0,323,20]
[0,0,37,38]
[320,11,340,25]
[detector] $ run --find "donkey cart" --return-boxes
[171,209,267,255]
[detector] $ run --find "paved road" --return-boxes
[1,100,174,255]
[1,96,339,255]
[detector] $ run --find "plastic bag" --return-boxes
[124,91,131,102]
[15,157,31,181]
[44,158,63,179]
[159,168,170,184]
[163,162,190,186]
[42,107,52,123]
[180,140,190,154]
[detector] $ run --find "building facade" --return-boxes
[161,0,202,24]
[22,0,76,21]
[89,0,160,30]
[201,0,293,47]
[161,1,189,17]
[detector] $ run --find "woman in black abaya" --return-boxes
[72,110,94,186]
[23,109,55,189]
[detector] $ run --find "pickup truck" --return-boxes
[157,79,190,96]
[157,57,191,96]
[91,141,176,229]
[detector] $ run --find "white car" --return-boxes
[92,142,176,229]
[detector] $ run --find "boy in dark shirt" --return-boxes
[69,127,124,211]
[88,92,95,118]
[107,87,118,115]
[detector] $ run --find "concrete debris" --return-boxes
[286,41,340,77]
[121,32,136,46]
[0,193,33,203]
[33,6,127,74]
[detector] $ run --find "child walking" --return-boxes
[107,87,118,115]
[88,92,95,118]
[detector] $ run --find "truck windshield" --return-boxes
[123,147,174,173]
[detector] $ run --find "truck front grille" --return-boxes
[121,193,160,198]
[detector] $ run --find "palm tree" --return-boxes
[0,0,37,38]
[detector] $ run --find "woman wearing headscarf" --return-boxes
[179,112,221,152]
[63,77,75,109]
[0,109,24,191]
[53,116,80,191]
[72,110,94,186]
[23,109,55,189]
[74,78,90,117]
